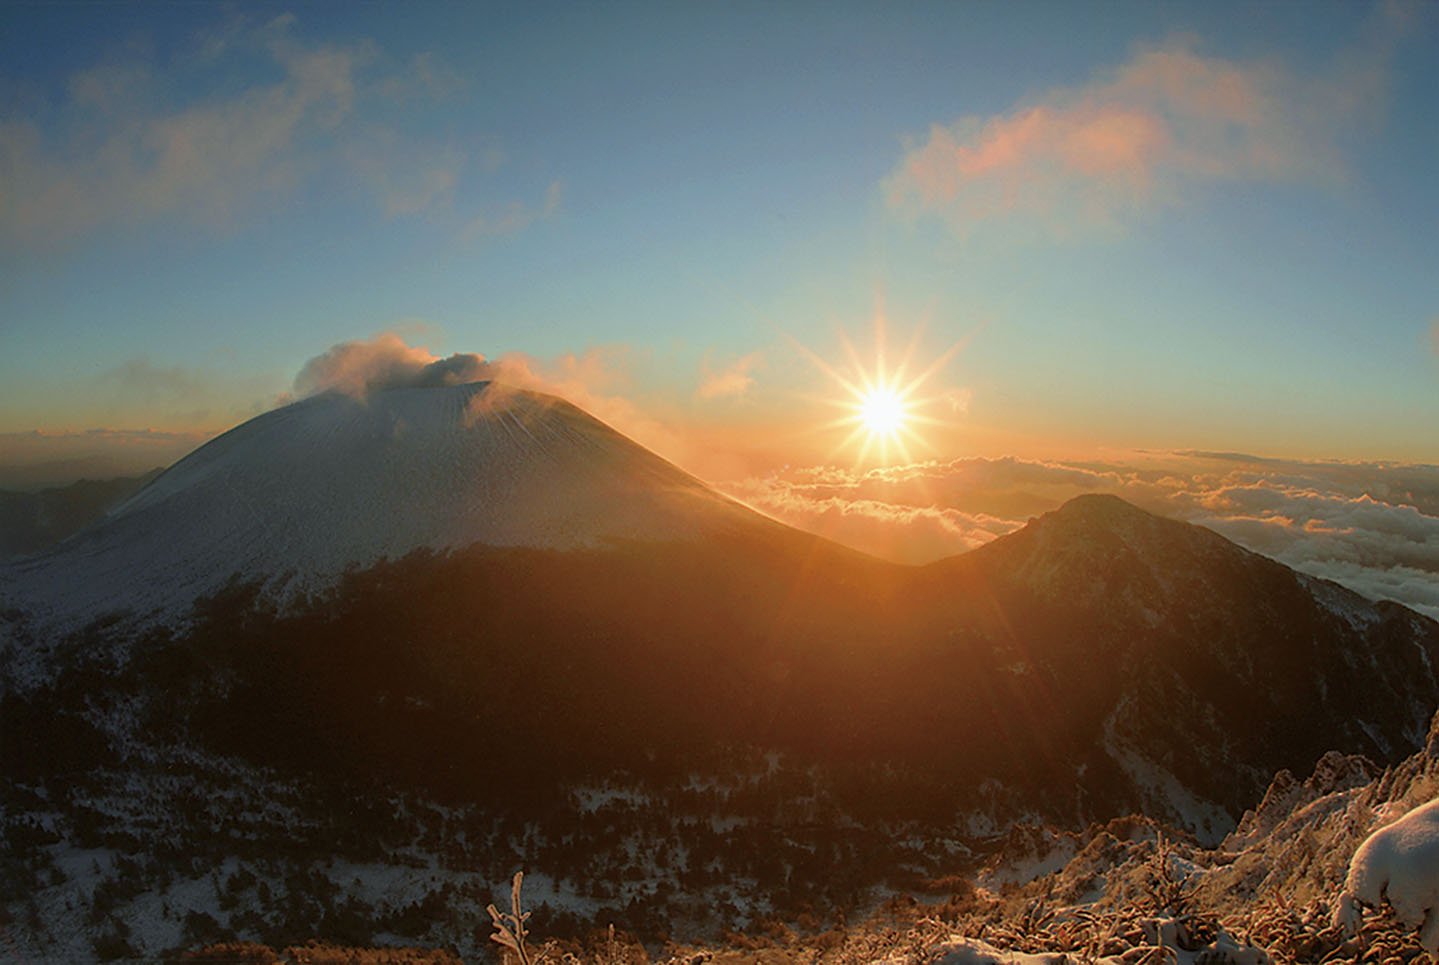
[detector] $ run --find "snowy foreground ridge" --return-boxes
[824,714,1439,965]
[2,381,762,628]
[7,712,1436,962]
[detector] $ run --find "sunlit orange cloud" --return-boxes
[886,36,1376,234]
[695,351,763,401]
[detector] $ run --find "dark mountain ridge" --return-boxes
[9,492,1434,848]
[922,494,1439,836]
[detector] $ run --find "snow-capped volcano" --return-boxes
[3,381,769,626]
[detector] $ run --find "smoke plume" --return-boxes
[293,333,490,398]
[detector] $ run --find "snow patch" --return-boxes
[1102,702,1233,845]
[1337,796,1439,952]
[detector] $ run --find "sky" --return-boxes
[1,2,1437,611]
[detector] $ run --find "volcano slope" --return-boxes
[1,381,773,629]
[3,382,1434,837]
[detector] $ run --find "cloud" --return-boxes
[347,126,464,218]
[885,29,1390,236]
[0,15,531,246]
[101,359,209,405]
[1,16,371,243]
[375,51,466,103]
[0,334,683,487]
[1171,481,1439,619]
[727,473,1022,563]
[697,351,763,400]
[717,457,1097,561]
[944,387,973,415]
[293,333,489,397]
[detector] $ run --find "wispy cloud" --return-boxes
[886,20,1399,238]
[0,14,540,247]
[375,51,466,103]
[696,351,763,400]
[462,180,563,240]
[347,126,464,218]
[101,359,209,406]
[81,356,282,430]
[1,16,370,243]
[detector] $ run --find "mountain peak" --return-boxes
[1022,493,1208,551]
[1043,493,1158,527]
[951,489,1242,613]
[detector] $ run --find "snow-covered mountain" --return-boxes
[2,381,771,629]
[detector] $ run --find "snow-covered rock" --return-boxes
[919,938,1070,964]
[1336,796,1439,953]
[975,824,1082,888]
[1228,751,1379,850]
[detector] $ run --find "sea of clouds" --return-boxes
[722,452,1439,620]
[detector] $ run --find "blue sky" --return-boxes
[1,0,1436,477]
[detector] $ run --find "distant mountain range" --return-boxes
[4,381,1434,847]
[0,469,160,560]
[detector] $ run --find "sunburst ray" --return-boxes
[793,313,968,466]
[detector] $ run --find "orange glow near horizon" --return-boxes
[791,312,964,466]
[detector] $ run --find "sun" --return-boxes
[858,386,906,437]
[791,312,965,465]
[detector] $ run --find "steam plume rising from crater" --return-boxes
[287,333,694,472]
[293,333,491,398]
